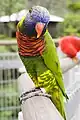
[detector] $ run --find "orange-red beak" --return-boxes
[35,22,45,38]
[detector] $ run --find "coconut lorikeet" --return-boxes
[16,6,68,120]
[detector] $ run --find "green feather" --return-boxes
[17,16,26,31]
[42,30,68,100]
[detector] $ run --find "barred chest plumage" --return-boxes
[16,31,45,56]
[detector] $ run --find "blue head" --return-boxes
[22,6,50,37]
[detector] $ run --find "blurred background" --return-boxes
[0,0,80,120]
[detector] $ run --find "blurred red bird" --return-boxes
[59,36,80,61]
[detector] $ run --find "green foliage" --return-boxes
[0,34,8,39]
[56,14,80,37]
[68,2,80,12]
[0,0,26,16]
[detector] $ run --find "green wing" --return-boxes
[42,30,68,99]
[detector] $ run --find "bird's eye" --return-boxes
[29,8,32,13]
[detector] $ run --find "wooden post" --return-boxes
[18,111,24,120]
[18,73,64,120]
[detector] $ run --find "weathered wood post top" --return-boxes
[18,72,64,120]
